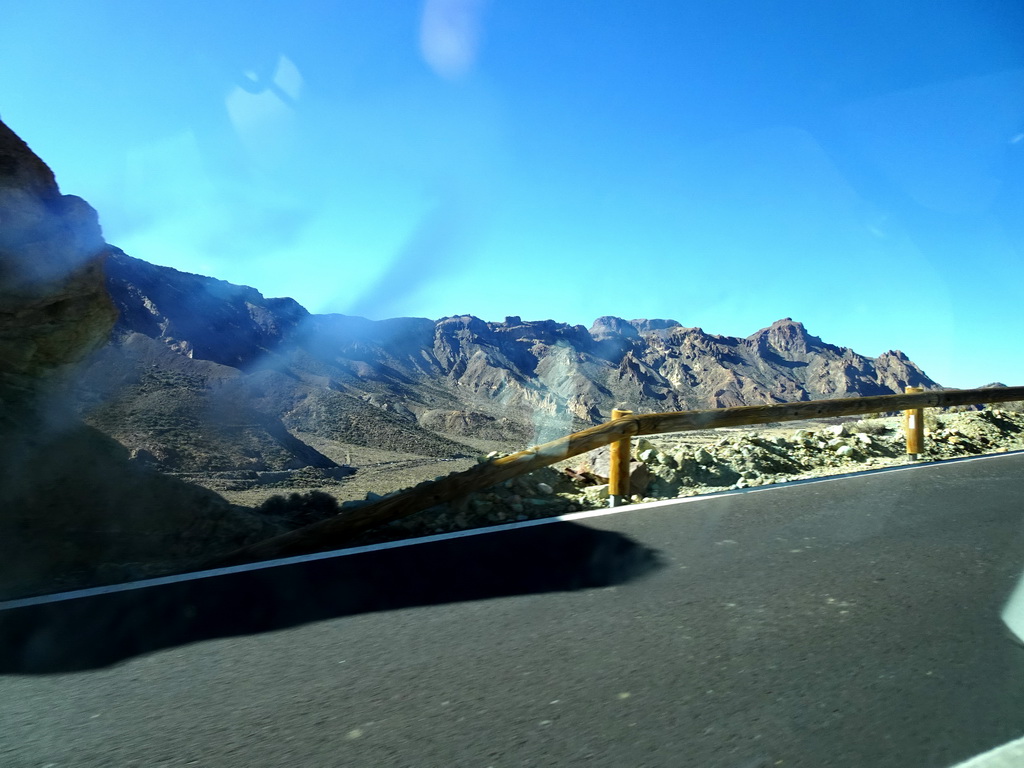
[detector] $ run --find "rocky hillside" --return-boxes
[76,251,940,472]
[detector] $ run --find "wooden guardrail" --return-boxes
[206,385,1024,567]
[904,386,925,459]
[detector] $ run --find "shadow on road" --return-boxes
[0,520,662,674]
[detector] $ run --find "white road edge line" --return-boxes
[2,449,1021,612]
[947,734,1024,767]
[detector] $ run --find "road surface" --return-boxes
[3,453,1024,767]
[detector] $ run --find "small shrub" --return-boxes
[851,418,890,436]
[997,401,1024,413]
[256,490,340,527]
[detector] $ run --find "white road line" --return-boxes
[1,450,1020,612]
[948,735,1024,768]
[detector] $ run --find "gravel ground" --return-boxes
[209,431,509,509]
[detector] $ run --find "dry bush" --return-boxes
[256,490,340,528]
[850,418,890,435]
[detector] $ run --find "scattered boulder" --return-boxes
[583,484,610,503]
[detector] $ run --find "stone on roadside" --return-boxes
[471,497,494,514]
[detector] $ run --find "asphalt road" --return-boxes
[3,453,1024,767]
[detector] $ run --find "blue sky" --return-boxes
[2,1,1023,387]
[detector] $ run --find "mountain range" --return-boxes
[73,250,939,472]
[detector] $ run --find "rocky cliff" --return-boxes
[0,119,116,400]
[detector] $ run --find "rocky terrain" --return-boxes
[332,407,1024,547]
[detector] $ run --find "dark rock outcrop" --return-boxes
[105,249,309,366]
[0,119,116,399]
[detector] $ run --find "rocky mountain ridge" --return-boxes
[76,251,940,472]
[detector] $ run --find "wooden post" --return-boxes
[609,408,633,507]
[904,386,925,460]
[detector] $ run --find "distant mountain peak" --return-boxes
[879,349,908,361]
[770,317,803,329]
[589,316,640,341]
[588,316,684,341]
[629,318,682,333]
[746,317,819,357]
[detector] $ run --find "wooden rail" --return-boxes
[205,385,1024,567]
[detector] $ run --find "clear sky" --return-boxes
[2,1,1022,387]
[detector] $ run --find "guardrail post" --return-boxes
[609,408,633,507]
[903,386,925,460]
